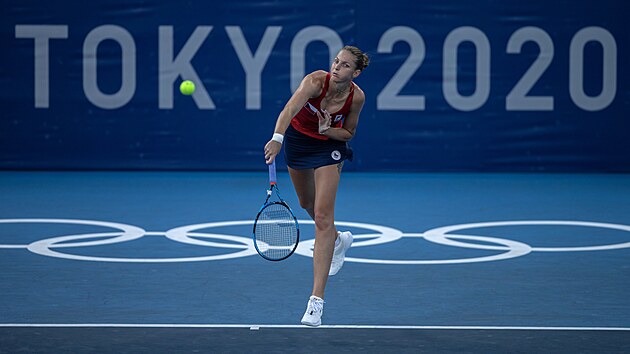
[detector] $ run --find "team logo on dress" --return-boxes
[305,102,318,114]
[334,114,344,123]
[331,150,341,161]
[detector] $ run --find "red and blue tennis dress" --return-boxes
[284,73,355,169]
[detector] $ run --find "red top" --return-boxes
[290,73,355,140]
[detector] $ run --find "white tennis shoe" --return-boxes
[329,231,353,276]
[301,295,325,327]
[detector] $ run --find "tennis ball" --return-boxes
[180,80,195,95]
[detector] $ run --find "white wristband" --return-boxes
[271,133,284,144]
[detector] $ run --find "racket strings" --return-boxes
[255,203,298,259]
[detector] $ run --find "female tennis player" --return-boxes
[264,45,369,326]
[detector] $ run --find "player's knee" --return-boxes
[299,199,314,211]
[313,211,333,231]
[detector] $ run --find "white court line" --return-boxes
[1,324,629,331]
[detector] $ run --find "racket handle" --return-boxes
[268,159,277,185]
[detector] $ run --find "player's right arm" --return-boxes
[264,71,325,164]
[274,70,325,136]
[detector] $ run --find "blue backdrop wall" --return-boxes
[1,0,628,171]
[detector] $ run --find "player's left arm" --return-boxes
[320,86,365,142]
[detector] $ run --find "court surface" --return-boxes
[1,171,629,353]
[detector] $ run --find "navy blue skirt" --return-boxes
[284,124,353,170]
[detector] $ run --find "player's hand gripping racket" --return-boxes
[253,160,300,261]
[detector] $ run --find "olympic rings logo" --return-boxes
[2,218,630,264]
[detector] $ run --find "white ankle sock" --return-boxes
[334,235,341,247]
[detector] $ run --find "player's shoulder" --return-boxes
[304,70,328,85]
[308,70,329,79]
[300,70,327,92]
[352,82,366,102]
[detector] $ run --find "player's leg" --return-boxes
[300,163,340,326]
[310,163,342,299]
[287,167,315,219]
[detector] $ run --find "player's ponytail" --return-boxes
[342,45,370,71]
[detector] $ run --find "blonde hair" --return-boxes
[342,45,369,71]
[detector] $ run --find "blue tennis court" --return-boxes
[1,171,629,352]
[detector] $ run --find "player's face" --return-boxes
[330,50,359,82]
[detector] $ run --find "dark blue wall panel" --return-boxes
[1,0,628,171]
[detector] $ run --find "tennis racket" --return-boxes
[253,160,299,261]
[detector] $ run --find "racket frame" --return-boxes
[252,160,300,261]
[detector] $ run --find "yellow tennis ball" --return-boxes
[180,80,195,95]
